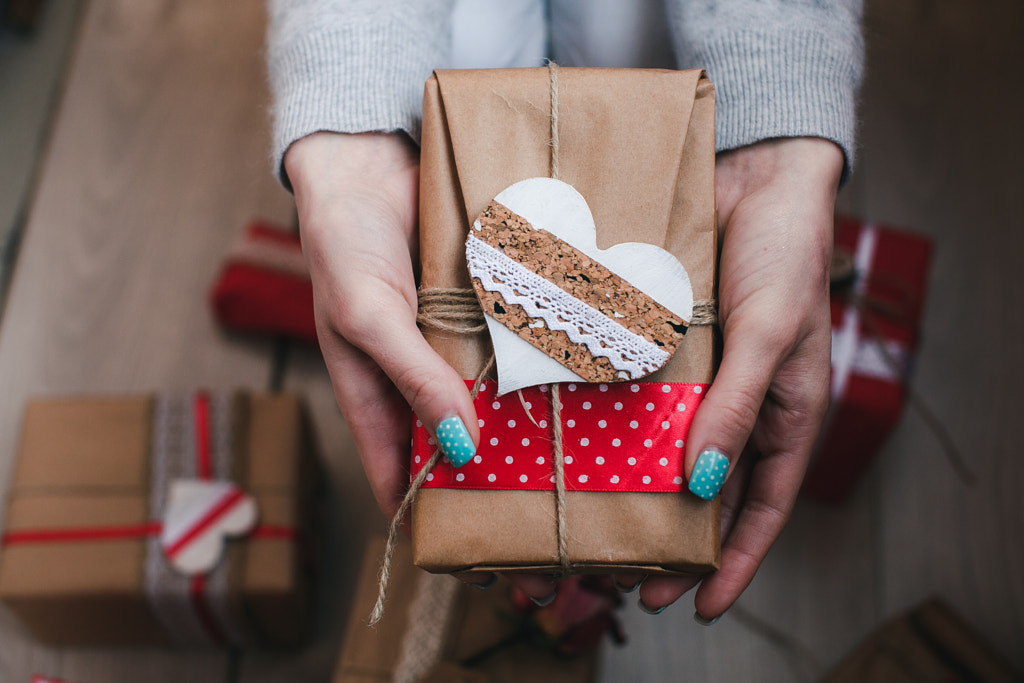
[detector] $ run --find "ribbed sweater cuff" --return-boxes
[269,22,438,189]
[696,27,862,183]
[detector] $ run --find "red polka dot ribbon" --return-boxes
[411,381,708,493]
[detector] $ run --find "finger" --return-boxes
[328,288,481,468]
[455,571,498,590]
[505,573,559,605]
[683,315,782,502]
[318,334,417,519]
[635,452,754,613]
[610,573,645,593]
[692,445,808,620]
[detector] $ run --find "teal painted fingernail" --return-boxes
[689,449,729,500]
[436,416,475,467]
[530,591,557,607]
[693,611,721,626]
[638,599,668,615]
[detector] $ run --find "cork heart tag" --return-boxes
[466,177,693,395]
[160,479,258,575]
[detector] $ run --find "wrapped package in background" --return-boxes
[803,217,933,502]
[0,391,316,647]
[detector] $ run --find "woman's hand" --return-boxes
[631,137,844,620]
[286,131,556,599]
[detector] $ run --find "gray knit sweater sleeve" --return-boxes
[668,0,864,178]
[266,0,453,188]
[267,0,863,186]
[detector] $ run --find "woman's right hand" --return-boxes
[285,132,556,599]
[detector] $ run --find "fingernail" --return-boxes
[638,599,667,615]
[471,574,497,591]
[436,416,475,467]
[613,577,644,593]
[530,591,557,607]
[693,611,721,626]
[689,449,729,500]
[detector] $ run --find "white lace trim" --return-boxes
[467,235,669,379]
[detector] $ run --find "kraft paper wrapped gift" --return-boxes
[0,391,315,647]
[333,537,598,683]
[411,67,720,575]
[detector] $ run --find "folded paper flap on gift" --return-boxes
[436,67,700,252]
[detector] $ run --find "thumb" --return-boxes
[683,322,778,500]
[335,294,480,468]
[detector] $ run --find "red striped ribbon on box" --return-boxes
[1,392,297,647]
[412,380,708,493]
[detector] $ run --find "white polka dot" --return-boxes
[427,437,436,446]
[598,420,607,428]
[568,383,577,391]
[612,438,621,447]
[487,473,496,482]
[661,421,671,429]
[539,419,548,428]
[442,456,450,464]
[426,473,434,481]
[536,456,545,465]
[520,474,528,483]
[642,475,652,484]
[456,473,465,482]
[611,475,620,484]
[675,439,684,448]
[646,402,655,411]
[567,419,576,428]
[521,437,530,447]
[629,420,639,429]
[628,457,637,466]
[416,419,423,427]
[596,456,605,465]
[582,401,592,410]
[579,474,589,483]
[474,455,483,464]
[676,403,687,411]
[631,384,640,393]
[565,455,574,464]
[659,457,669,466]
[599,384,608,392]
[540,384,549,392]
[693,385,703,394]
[478,418,485,427]
[614,402,623,411]
[580,437,590,446]
[673,476,683,485]
[507,419,516,428]
[505,455,514,464]
[550,475,556,483]
[490,437,499,446]
[644,439,653,447]
[662,384,672,393]
[524,402,532,410]
[414,455,421,464]
[492,401,501,410]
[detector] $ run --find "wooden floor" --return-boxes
[0,1,1020,681]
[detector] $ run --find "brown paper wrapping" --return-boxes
[0,392,314,647]
[333,537,596,683]
[414,67,720,575]
[822,599,1021,682]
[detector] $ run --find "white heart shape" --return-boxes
[469,178,693,395]
[160,479,258,576]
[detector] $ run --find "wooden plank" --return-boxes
[858,0,1024,672]
[0,0,83,308]
[0,0,294,680]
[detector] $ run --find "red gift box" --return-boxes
[801,217,933,502]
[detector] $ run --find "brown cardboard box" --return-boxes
[334,537,597,683]
[0,392,314,647]
[821,599,1021,683]
[414,67,720,575]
